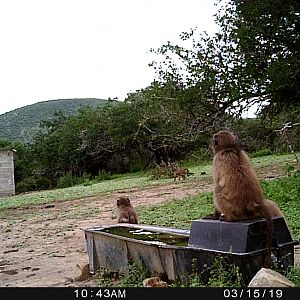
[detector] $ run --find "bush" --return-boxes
[16,176,53,193]
[149,164,173,180]
[16,177,38,193]
[95,170,113,182]
[95,262,150,287]
[251,148,273,158]
[56,173,83,188]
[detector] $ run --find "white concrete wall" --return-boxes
[0,150,15,197]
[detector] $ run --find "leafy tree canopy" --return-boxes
[149,0,300,119]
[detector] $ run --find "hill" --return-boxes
[0,98,110,143]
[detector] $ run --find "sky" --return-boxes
[0,0,220,115]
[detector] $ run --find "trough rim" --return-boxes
[81,223,299,257]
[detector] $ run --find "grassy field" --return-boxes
[0,174,170,210]
[1,152,299,287]
[0,152,298,210]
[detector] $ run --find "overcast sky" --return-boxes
[0,0,220,115]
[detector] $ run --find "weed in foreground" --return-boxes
[95,261,151,287]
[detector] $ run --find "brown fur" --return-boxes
[264,199,284,217]
[211,130,284,267]
[173,168,189,181]
[116,197,139,224]
[169,163,189,181]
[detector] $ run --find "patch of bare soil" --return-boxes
[0,163,298,287]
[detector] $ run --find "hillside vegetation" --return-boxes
[0,0,298,195]
[0,98,109,142]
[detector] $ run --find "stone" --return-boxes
[248,268,295,287]
[143,277,168,288]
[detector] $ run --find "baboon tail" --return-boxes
[263,207,273,268]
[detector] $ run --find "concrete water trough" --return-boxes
[83,217,299,284]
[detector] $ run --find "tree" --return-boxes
[125,82,214,166]
[149,0,300,119]
[232,0,300,115]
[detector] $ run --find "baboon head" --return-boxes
[117,196,131,207]
[211,130,241,154]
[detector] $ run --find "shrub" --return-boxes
[251,148,273,158]
[16,177,38,193]
[56,173,83,188]
[16,176,54,193]
[95,170,113,182]
[95,261,150,287]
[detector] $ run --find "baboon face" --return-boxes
[117,197,131,207]
[211,130,241,153]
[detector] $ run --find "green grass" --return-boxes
[175,256,245,287]
[95,258,244,287]
[138,193,213,229]
[251,152,299,168]
[261,170,300,240]
[285,266,300,286]
[0,152,298,211]
[0,175,169,210]
[95,262,151,287]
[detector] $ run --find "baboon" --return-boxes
[116,196,139,224]
[169,164,188,181]
[263,199,284,218]
[173,167,189,181]
[211,130,284,267]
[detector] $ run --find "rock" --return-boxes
[73,263,91,282]
[143,277,168,288]
[248,268,295,287]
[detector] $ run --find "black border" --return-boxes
[0,287,299,300]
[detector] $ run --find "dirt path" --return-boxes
[0,163,298,287]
